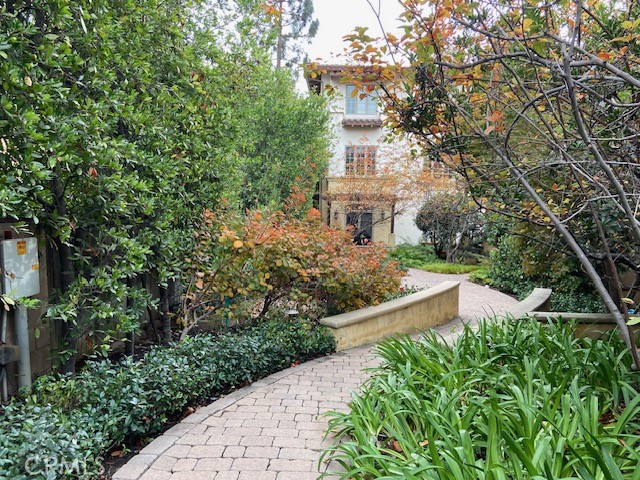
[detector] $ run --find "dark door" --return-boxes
[347,211,373,245]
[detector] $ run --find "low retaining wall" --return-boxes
[320,281,460,351]
[504,287,553,319]
[526,311,640,343]
[510,289,640,342]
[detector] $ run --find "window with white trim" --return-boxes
[345,145,377,175]
[345,84,378,115]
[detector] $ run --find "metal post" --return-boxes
[15,304,32,389]
[1,309,7,402]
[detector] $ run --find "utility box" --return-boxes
[0,344,19,365]
[1,237,40,299]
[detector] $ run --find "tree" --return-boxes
[0,0,331,369]
[340,0,640,366]
[263,0,318,68]
[415,191,483,263]
[237,68,331,211]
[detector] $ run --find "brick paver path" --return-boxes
[112,270,517,480]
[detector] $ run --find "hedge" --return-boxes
[0,318,335,479]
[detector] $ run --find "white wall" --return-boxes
[394,209,423,245]
[321,71,423,245]
[323,73,401,176]
[328,126,384,176]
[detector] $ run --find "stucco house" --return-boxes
[306,64,427,246]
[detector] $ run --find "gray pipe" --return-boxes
[1,308,7,402]
[15,304,31,389]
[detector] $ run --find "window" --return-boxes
[345,84,378,115]
[347,211,373,244]
[346,145,376,175]
[424,158,454,178]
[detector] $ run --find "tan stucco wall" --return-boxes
[525,311,640,343]
[325,177,395,245]
[504,288,552,319]
[510,289,640,344]
[320,281,459,351]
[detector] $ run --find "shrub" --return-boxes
[468,265,492,285]
[0,318,335,479]
[415,191,484,262]
[323,319,640,479]
[181,208,404,335]
[384,285,425,301]
[487,233,605,312]
[389,243,440,268]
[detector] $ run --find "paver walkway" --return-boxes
[112,270,517,480]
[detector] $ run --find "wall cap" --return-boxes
[505,287,552,319]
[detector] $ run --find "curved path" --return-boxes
[112,270,516,480]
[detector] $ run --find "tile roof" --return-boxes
[313,64,345,73]
[342,118,383,128]
[305,63,386,77]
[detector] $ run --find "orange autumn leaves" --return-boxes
[181,208,403,336]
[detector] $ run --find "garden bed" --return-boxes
[322,319,640,478]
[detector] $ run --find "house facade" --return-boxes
[307,64,424,246]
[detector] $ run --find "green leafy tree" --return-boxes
[238,68,330,211]
[415,191,483,263]
[1,0,331,369]
[2,0,236,367]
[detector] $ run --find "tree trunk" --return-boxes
[160,285,172,344]
[53,174,77,374]
[59,246,76,373]
[276,0,284,68]
[125,277,136,357]
[445,248,453,263]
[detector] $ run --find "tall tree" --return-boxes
[1,0,331,367]
[238,67,330,210]
[263,0,318,68]
[335,0,640,366]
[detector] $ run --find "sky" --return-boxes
[307,0,405,63]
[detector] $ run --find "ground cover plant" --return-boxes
[0,317,334,479]
[389,244,482,275]
[322,319,640,479]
